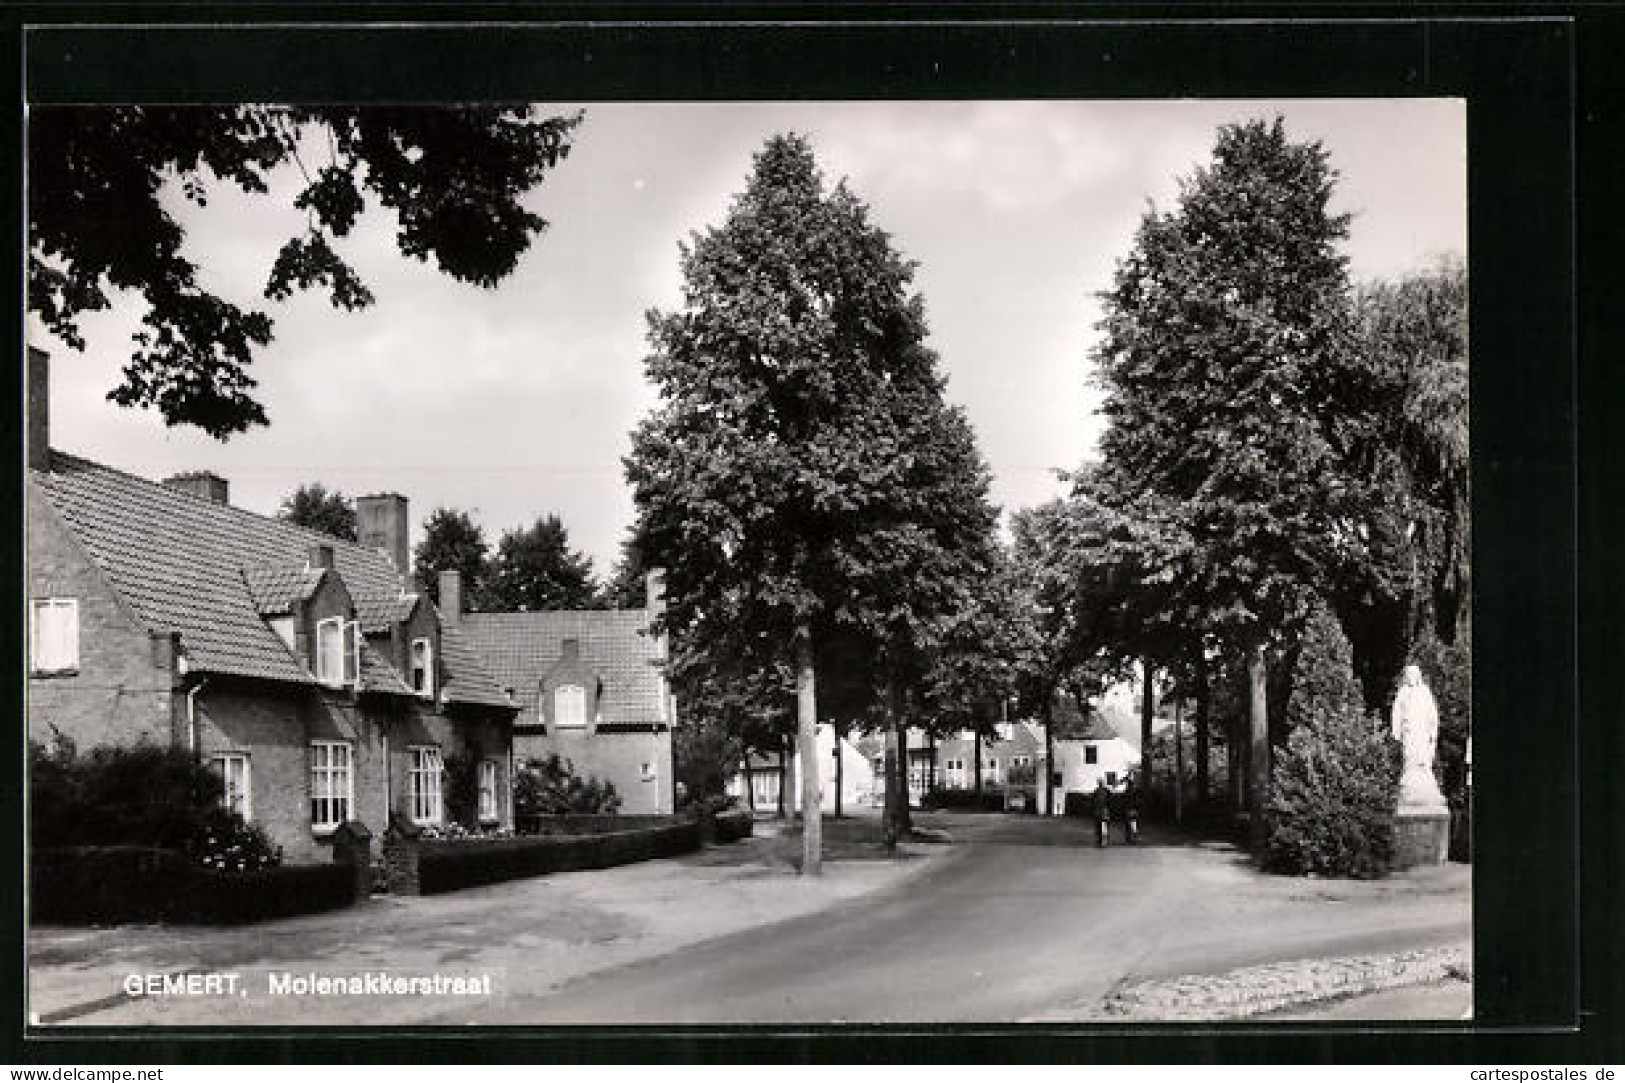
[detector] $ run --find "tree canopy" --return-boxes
[412,508,491,607]
[29,105,580,438]
[1090,117,1381,654]
[625,133,1001,853]
[277,482,358,542]
[485,514,600,612]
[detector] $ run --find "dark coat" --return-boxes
[1091,786,1112,819]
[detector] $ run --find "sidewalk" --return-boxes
[28,824,949,1027]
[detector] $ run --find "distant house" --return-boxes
[729,724,876,813]
[1048,699,1164,813]
[925,722,1044,803]
[453,571,677,815]
[25,349,518,863]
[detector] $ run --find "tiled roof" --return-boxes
[439,623,514,709]
[359,640,414,698]
[31,451,508,707]
[456,609,664,722]
[242,563,325,616]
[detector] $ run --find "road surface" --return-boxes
[447,814,1471,1024]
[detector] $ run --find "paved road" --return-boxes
[456,815,1471,1024]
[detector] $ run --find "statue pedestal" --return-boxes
[1393,807,1450,869]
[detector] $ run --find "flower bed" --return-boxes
[31,846,356,925]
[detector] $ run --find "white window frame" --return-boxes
[315,616,360,688]
[309,741,354,833]
[211,752,252,821]
[553,684,586,728]
[410,637,434,698]
[409,746,444,825]
[478,759,499,822]
[29,598,80,675]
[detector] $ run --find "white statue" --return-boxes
[1391,664,1447,813]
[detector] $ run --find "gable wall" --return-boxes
[516,727,672,815]
[27,486,177,751]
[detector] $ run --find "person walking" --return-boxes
[1092,779,1112,848]
[1121,775,1141,845]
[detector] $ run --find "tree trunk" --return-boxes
[928,732,938,796]
[1194,653,1211,808]
[1247,642,1269,853]
[775,743,786,819]
[1043,704,1055,815]
[895,715,912,835]
[833,721,844,819]
[973,730,983,798]
[744,754,756,813]
[796,628,821,876]
[1173,695,1184,825]
[882,681,901,851]
[1141,657,1155,788]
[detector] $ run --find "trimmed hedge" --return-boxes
[522,813,680,836]
[922,789,1006,813]
[712,808,754,843]
[31,847,355,925]
[416,821,701,895]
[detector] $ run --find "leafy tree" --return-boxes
[1263,604,1401,878]
[625,134,999,872]
[277,481,358,542]
[598,527,653,609]
[413,508,491,607]
[29,105,580,438]
[1090,117,1382,847]
[485,514,599,611]
[1340,258,1470,704]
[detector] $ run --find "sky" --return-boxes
[32,99,1466,576]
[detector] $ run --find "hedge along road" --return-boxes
[425,814,1472,1025]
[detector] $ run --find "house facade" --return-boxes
[729,724,878,813]
[25,348,519,864]
[453,571,677,815]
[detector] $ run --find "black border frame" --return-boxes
[3,4,1614,1065]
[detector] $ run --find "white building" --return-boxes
[728,723,877,813]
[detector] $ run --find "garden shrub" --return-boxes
[1264,602,1402,878]
[441,750,483,830]
[712,808,754,843]
[30,741,281,868]
[512,753,621,831]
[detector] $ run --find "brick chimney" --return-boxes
[308,543,335,571]
[27,347,49,471]
[163,471,230,505]
[355,493,410,576]
[438,570,462,626]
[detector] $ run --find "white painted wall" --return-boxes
[1048,737,1139,815]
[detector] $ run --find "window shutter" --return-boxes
[344,621,359,686]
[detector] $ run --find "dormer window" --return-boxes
[554,684,586,728]
[411,637,434,698]
[315,616,359,688]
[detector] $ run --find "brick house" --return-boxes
[25,348,519,864]
[450,570,678,815]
